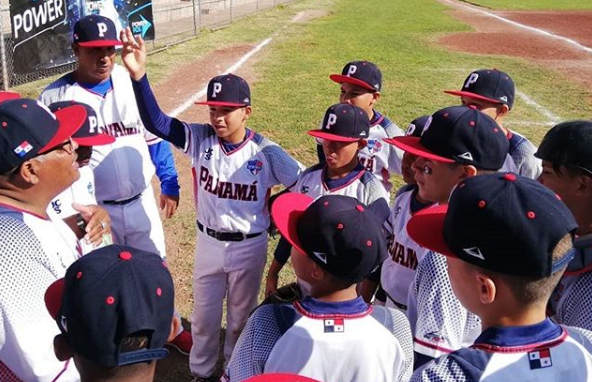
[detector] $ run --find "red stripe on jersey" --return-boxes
[321,167,366,193]
[219,130,255,156]
[293,301,372,320]
[471,328,567,353]
[414,337,454,354]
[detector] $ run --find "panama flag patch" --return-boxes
[323,318,344,333]
[528,348,552,369]
[14,141,32,157]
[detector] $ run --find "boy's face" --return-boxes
[290,246,315,283]
[322,139,364,170]
[208,106,251,144]
[412,156,465,203]
[538,160,580,212]
[401,152,418,185]
[339,83,377,118]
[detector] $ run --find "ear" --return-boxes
[576,174,591,195]
[16,160,41,185]
[54,334,74,361]
[370,91,381,107]
[167,315,182,343]
[462,165,478,179]
[496,104,510,119]
[243,106,253,120]
[358,139,368,150]
[475,273,496,304]
[310,262,326,282]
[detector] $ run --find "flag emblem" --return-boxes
[323,318,344,333]
[247,159,263,175]
[14,141,33,157]
[528,349,552,369]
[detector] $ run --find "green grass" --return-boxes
[463,0,592,10]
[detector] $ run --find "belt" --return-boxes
[384,290,407,311]
[102,193,142,205]
[197,221,263,242]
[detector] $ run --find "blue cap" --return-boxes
[73,15,122,47]
[308,103,370,142]
[330,61,382,92]
[445,69,515,109]
[49,101,115,146]
[196,73,251,107]
[405,115,430,138]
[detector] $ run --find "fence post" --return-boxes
[0,8,9,90]
[230,0,233,22]
[191,0,198,35]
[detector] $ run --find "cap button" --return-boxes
[503,173,517,182]
[468,105,477,110]
[119,251,132,261]
[356,205,364,212]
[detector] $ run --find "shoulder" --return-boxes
[359,169,381,185]
[300,163,324,177]
[413,348,488,382]
[395,184,416,198]
[250,303,301,333]
[40,73,75,100]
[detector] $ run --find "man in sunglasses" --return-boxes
[0,98,86,381]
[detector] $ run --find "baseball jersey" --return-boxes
[507,130,541,179]
[549,234,592,330]
[407,250,482,369]
[411,319,592,382]
[317,110,404,192]
[381,184,435,311]
[48,166,96,218]
[0,205,80,382]
[225,296,414,382]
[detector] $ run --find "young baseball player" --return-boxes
[378,115,435,311]
[225,194,413,382]
[120,28,303,382]
[536,120,592,330]
[386,105,510,368]
[444,68,542,178]
[0,98,87,381]
[407,173,592,381]
[320,61,404,192]
[265,103,389,297]
[44,244,179,382]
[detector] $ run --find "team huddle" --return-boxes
[1,13,592,382]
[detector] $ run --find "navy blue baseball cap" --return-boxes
[73,15,122,47]
[330,61,382,92]
[308,104,370,142]
[384,106,509,171]
[272,193,386,283]
[45,245,175,367]
[405,115,431,138]
[407,173,577,277]
[0,99,87,173]
[535,120,592,174]
[445,69,515,110]
[196,74,251,107]
[49,101,115,146]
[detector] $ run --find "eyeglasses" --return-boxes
[45,137,75,156]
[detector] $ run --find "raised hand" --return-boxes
[120,27,147,81]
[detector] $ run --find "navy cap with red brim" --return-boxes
[329,74,376,92]
[383,136,455,163]
[39,105,87,154]
[307,130,364,143]
[271,193,313,256]
[406,204,456,258]
[44,278,65,320]
[76,40,122,47]
[443,90,502,105]
[195,100,248,107]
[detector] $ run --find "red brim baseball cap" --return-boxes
[307,130,361,143]
[329,74,376,92]
[39,105,87,153]
[383,136,455,163]
[443,90,502,105]
[406,204,456,257]
[194,100,247,107]
[271,193,314,256]
[244,373,322,382]
[0,91,21,103]
[45,278,65,320]
[73,133,115,146]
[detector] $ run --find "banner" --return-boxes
[9,0,155,74]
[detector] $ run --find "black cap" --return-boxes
[308,104,370,142]
[535,120,592,174]
[406,115,431,138]
[445,69,515,109]
[329,61,382,92]
[73,15,122,47]
[195,74,251,107]
[49,101,115,146]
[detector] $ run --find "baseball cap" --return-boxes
[330,61,382,92]
[444,69,515,109]
[405,115,430,138]
[44,245,175,367]
[73,15,122,47]
[384,105,509,170]
[244,374,322,382]
[0,99,87,173]
[195,74,251,107]
[535,120,592,174]
[308,104,370,142]
[407,173,577,278]
[0,91,21,103]
[272,193,386,283]
[49,101,115,146]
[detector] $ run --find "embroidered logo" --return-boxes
[463,247,485,260]
[204,148,213,160]
[366,139,382,154]
[457,152,474,161]
[424,331,446,344]
[500,96,508,103]
[14,141,33,157]
[324,318,344,333]
[421,116,433,136]
[300,185,309,194]
[313,251,328,264]
[247,160,263,175]
[528,349,552,369]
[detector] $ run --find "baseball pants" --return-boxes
[189,230,267,378]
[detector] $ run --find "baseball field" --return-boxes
[15,0,592,380]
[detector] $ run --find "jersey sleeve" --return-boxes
[511,139,542,179]
[557,272,592,330]
[410,353,475,382]
[38,76,71,106]
[409,251,482,369]
[384,120,404,175]
[147,141,180,197]
[0,218,78,382]
[360,175,389,206]
[260,141,304,188]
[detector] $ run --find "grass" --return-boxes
[461,0,592,10]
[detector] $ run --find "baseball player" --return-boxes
[321,61,404,192]
[119,28,303,382]
[0,98,86,381]
[536,120,592,330]
[444,68,542,178]
[387,105,510,368]
[47,101,115,254]
[378,115,435,311]
[226,194,413,382]
[407,173,592,382]
[265,103,389,297]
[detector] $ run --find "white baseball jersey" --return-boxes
[48,166,96,218]
[381,185,435,311]
[225,297,413,382]
[0,205,80,382]
[411,320,592,382]
[507,130,542,179]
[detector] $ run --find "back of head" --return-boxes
[45,244,175,376]
[536,120,592,175]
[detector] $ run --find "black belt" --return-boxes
[384,290,407,311]
[102,193,142,205]
[197,221,263,242]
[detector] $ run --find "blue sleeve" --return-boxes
[148,141,180,197]
[274,236,292,265]
[132,74,187,148]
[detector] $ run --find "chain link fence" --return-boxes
[0,0,295,89]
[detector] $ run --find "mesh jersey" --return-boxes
[39,65,161,201]
[507,130,541,179]
[0,206,80,382]
[549,235,592,330]
[381,185,435,311]
[225,296,413,382]
[411,319,592,382]
[291,162,388,206]
[407,251,482,365]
